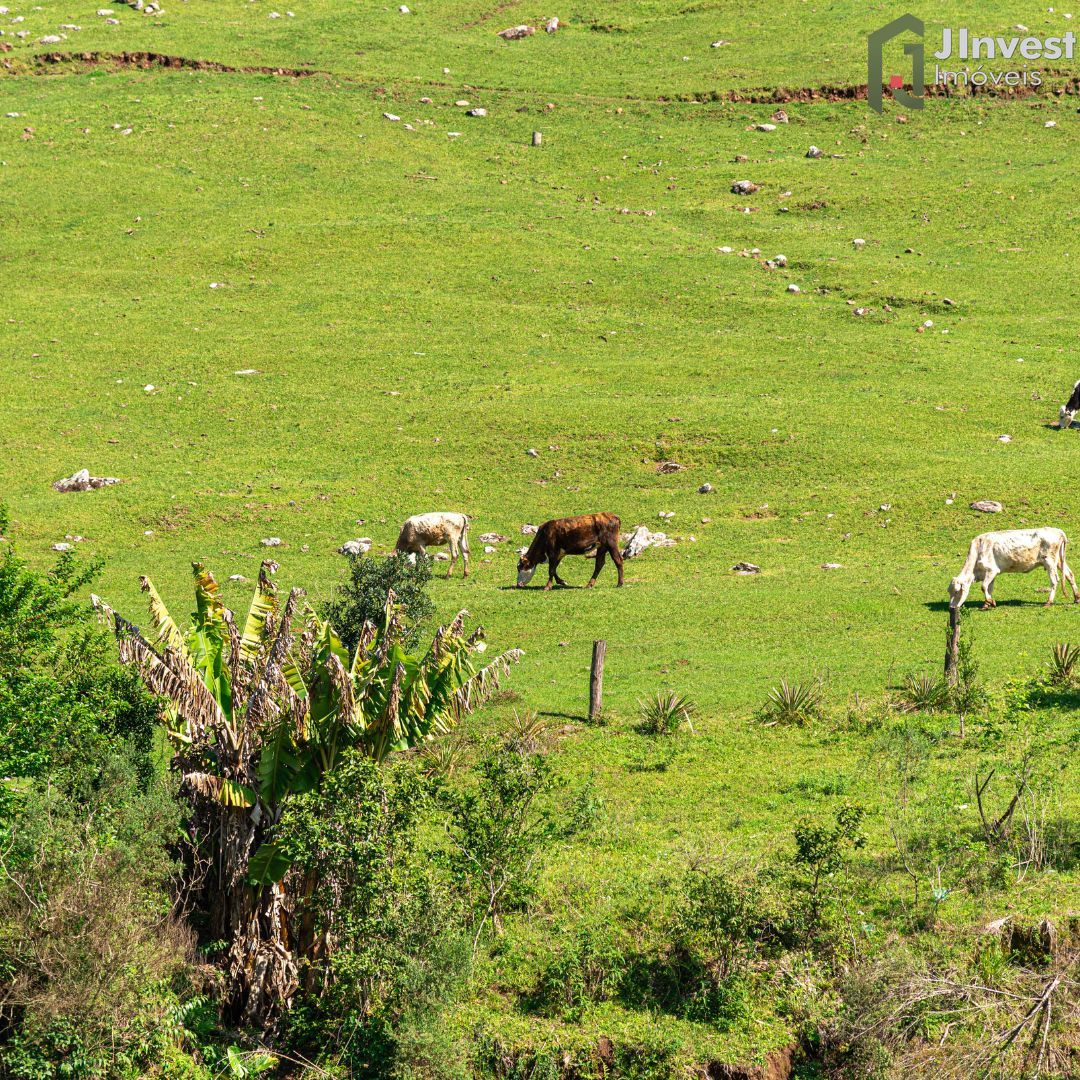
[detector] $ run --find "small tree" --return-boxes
[321,552,435,654]
[950,634,987,738]
[442,744,557,949]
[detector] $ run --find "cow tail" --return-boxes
[1061,533,1069,577]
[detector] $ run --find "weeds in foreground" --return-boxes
[1047,641,1080,686]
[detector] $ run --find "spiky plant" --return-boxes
[93,561,521,1027]
[760,678,824,727]
[502,708,552,753]
[1048,642,1080,686]
[897,672,950,713]
[637,690,696,735]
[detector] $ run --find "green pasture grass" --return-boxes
[5,0,1080,96]
[3,15,1080,1064]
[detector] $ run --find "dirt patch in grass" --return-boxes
[32,51,327,77]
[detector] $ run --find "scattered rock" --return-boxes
[998,434,1012,443]
[521,523,538,535]
[658,511,675,519]
[1045,120,1057,128]
[622,525,675,559]
[383,112,400,121]
[772,253,788,267]
[698,483,713,494]
[52,542,73,552]
[755,122,776,132]
[731,179,759,195]
[338,538,372,556]
[261,537,283,547]
[771,108,788,123]
[854,307,870,316]
[466,107,487,117]
[234,368,259,375]
[497,23,535,39]
[787,284,801,293]
[479,532,509,543]
[806,145,823,158]
[398,4,409,11]
[434,551,450,561]
[526,447,539,457]
[229,574,248,582]
[52,469,122,493]
[544,16,558,32]
[970,500,1003,514]
[852,238,866,248]
[655,461,684,474]
[821,562,843,570]
[731,561,761,574]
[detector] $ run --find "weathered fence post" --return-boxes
[944,606,960,685]
[531,130,542,146]
[589,640,606,721]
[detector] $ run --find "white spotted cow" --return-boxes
[948,528,1079,611]
[395,512,471,578]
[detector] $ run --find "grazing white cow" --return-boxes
[948,528,1079,610]
[395,512,471,578]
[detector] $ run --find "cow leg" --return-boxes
[609,539,625,587]
[460,528,470,579]
[981,571,998,609]
[1042,558,1059,607]
[587,547,607,587]
[1064,558,1080,602]
[551,554,570,588]
[446,536,458,578]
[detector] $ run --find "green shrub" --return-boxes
[532,917,630,1020]
[442,745,558,945]
[321,552,435,653]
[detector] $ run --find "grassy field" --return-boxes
[4,2,1080,1071]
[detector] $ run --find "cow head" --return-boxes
[516,554,538,587]
[948,575,971,610]
[1060,404,1076,430]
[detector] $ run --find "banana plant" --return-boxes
[93,560,522,1025]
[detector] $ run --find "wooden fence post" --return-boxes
[944,606,960,686]
[589,640,606,721]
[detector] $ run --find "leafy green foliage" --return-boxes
[897,673,949,714]
[321,552,435,654]
[442,745,558,946]
[1047,641,1080,686]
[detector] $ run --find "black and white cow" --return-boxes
[1059,379,1080,429]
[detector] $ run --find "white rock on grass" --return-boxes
[483,545,496,554]
[731,179,759,194]
[731,561,761,574]
[970,500,1003,513]
[261,537,283,547]
[621,525,675,559]
[229,574,248,582]
[52,542,73,552]
[383,112,400,121]
[338,538,372,555]
[544,16,558,32]
[52,469,122,493]
[998,434,1012,443]
[466,107,487,117]
[773,253,788,266]
[497,24,534,39]
[698,483,713,493]
[526,447,539,457]
[521,523,539,535]
[853,237,866,248]
[806,145,823,158]
[787,283,801,293]
[479,532,508,543]
[755,122,776,132]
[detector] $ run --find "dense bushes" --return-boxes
[0,514,193,1077]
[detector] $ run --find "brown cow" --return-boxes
[516,513,624,590]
